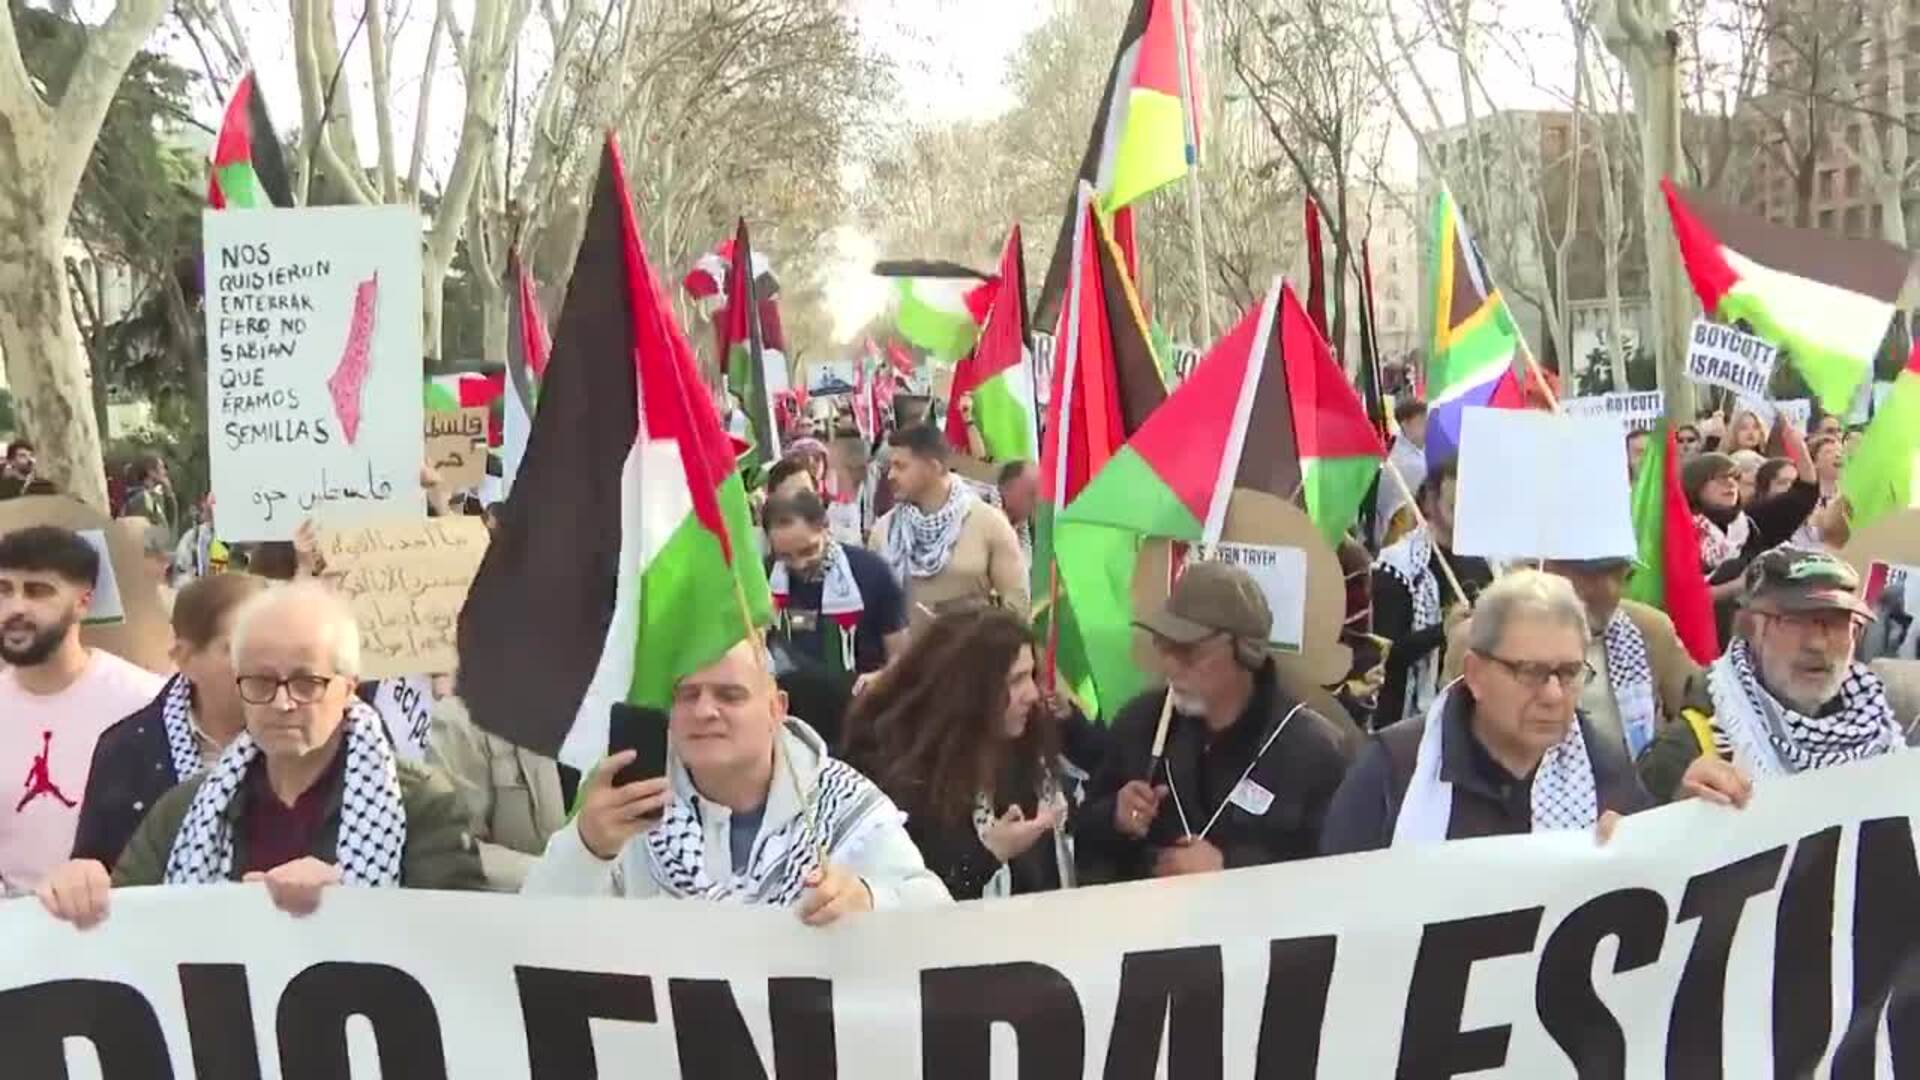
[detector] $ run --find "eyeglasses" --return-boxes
[1755,610,1859,638]
[1477,653,1594,691]
[235,674,339,706]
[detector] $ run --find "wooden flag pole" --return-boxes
[1171,0,1213,342]
[1382,456,1469,606]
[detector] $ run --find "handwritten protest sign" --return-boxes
[319,517,488,678]
[1455,407,1636,561]
[1561,390,1663,433]
[1776,397,1812,431]
[1685,318,1776,398]
[1184,541,1307,651]
[203,206,425,541]
[425,406,488,491]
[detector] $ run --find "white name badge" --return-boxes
[1228,777,1275,817]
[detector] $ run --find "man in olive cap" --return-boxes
[1639,546,1902,804]
[1073,560,1350,883]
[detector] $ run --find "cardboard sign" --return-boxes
[425,406,488,491]
[318,517,489,678]
[1181,541,1307,651]
[1685,318,1777,398]
[1560,391,1663,433]
[74,530,124,625]
[203,206,426,541]
[0,496,171,672]
[1453,407,1636,562]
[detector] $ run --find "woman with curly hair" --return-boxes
[841,607,1100,899]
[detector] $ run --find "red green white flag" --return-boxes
[945,227,1038,462]
[207,73,291,210]
[1626,419,1720,665]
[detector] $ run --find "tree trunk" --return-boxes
[0,224,110,509]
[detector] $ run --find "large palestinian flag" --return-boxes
[207,72,291,210]
[1663,179,1909,415]
[458,138,771,767]
[1626,419,1719,664]
[1035,0,1203,329]
[944,227,1039,461]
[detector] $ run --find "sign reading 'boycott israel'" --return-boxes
[1562,390,1664,433]
[1686,318,1778,398]
[8,753,1920,1076]
[203,206,425,542]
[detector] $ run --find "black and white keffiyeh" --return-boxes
[158,675,205,782]
[643,751,896,906]
[1601,611,1659,757]
[161,702,406,885]
[970,759,1074,898]
[1694,511,1752,571]
[1707,638,1899,777]
[882,478,974,581]
[1393,681,1599,846]
[1375,526,1443,723]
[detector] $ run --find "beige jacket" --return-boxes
[426,696,569,891]
[870,492,1029,627]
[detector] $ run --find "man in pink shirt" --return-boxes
[0,526,164,893]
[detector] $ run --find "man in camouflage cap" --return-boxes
[1638,547,1900,804]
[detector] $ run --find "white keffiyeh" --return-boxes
[1601,611,1659,757]
[882,479,974,581]
[1375,526,1443,723]
[1694,511,1752,571]
[970,759,1075,898]
[1706,638,1900,778]
[644,750,896,906]
[1393,681,1599,846]
[770,541,866,669]
[161,702,406,886]
[158,675,205,782]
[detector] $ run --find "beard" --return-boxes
[1761,653,1849,714]
[1168,688,1208,718]
[0,613,75,667]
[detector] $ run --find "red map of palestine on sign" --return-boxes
[327,272,380,444]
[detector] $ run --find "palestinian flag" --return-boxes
[944,228,1038,461]
[458,138,770,767]
[1663,178,1909,415]
[1425,186,1522,469]
[878,260,995,362]
[1626,419,1719,665]
[1035,0,1204,328]
[683,237,774,301]
[721,219,787,468]
[1038,185,1170,713]
[502,254,551,493]
[1841,339,1920,531]
[207,72,291,210]
[1283,288,1389,545]
[424,372,505,447]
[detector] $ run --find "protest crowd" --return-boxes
[8,5,1920,1074]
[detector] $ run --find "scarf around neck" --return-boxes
[1375,526,1443,723]
[159,675,207,782]
[970,758,1074,898]
[1693,508,1751,570]
[883,477,973,581]
[161,702,406,886]
[1393,680,1599,846]
[1707,638,1899,777]
[769,540,865,671]
[643,733,897,906]
[1600,611,1658,757]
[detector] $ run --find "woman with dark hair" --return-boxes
[842,607,1096,899]
[1754,457,1799,502]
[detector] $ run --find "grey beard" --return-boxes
[1168,689,1208,718]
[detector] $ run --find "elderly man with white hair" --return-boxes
[1321,570,1655,854]
[37,582,482,926]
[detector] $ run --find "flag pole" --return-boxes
[727,571,827,869]
[1382,457,1468,605]
[1171,0,1213,341]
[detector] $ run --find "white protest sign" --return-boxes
[203,206,425,542]
[76,529,124,625]
[1776,397,1812,432]
[369,674,435,762]
[1186,541,1307,651]
[1454,406,1636,561]
[1560,390,1663,433]
[9,752,1920,1076]
[1684,318,1776,398]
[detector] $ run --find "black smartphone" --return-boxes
[607,703,670,788]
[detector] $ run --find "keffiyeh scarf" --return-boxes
[1393,681,1599,846]
[163,702,406,885]
[644,751,897,906]
[1375,526,1443,723]
[159,675,206,781]
[1706,638,1899,777]
[1694,511,1752,571]
[970,759,1075,898]
[1601,612,1659,757]
[883,478,974,581]
[769,540,865,672]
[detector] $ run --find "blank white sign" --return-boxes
[1453,407,1636,563]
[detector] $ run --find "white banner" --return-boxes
[203,206,426,542]
[7,754,1920,1076]
[1562,391,1664,433]
[1685,319,1777,399]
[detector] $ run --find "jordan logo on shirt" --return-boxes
[17,730,76,812]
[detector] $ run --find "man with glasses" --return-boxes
[1076,562,1351,882]
[37,582,480,926]
[1638,547,1903,805]
[1322,571,1653,854]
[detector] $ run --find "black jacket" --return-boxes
[1372,546,1493,730]
[1320,686,1654,856]
[1073,661,1351,883]
[71,677,186,869]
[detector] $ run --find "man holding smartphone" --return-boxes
[522,640,949,923]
